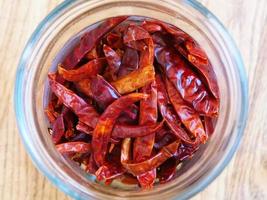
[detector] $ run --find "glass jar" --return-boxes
[14,0,248,199]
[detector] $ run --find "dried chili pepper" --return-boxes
[133,81,158,188]
[156,75,198,145]
[46,16,219,188]
[177,40,219,99]
[58,58,106,82]
[51,114,65,144]
[165,78,207,143]
[154,44,219,117]
[62,16,127,69]
[122,140,180,176]
[92,93,149,166]
[117,47,139,77]
[111,66,155,94]
[48,74,99,128]
[103,44,121,81]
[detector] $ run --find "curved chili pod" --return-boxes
[122,140,180,176]
[154,45,219,117]
[92,93,149,166]
[52,114,65,144]
[177,40,219,99]
[58,58,106,82]
[111,65,155,94]
[48,75,99,128]
[118,47,139,78]
[56,142,91,154]
[165,78,207,143]
[133,81,158,188]
[62,16,127,69]
[103,44,121,81]
[156,75,198,145]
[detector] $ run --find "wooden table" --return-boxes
[0,0,266,199]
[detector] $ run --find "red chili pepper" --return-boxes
[122,140,180,176]
[62,16,127,69]
[56,142,91,154]
[111,65,155,94]
[133,81,158,188]
[92,93,149,166]
[177,40,219,99]
[154,45,219,117]
[49,74,99,128]
[103,44,121,81]
[165,78,207,143]
[117,47,139,77]
[156,75,199,145]
[58,58,106,82]
[87,75,138,119]
[51,114,65,144]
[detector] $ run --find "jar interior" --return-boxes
[21,1,246,199]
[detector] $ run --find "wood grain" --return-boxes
[0,0,266,199]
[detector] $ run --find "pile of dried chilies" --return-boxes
[45,16,219,188]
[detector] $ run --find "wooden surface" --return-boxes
[0,0,266,199]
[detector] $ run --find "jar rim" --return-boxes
[14,0,249,199]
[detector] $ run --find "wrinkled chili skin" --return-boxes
[155,45,219,117]
[177,40,219,99]
[165,78,207,143]
[156,75,198,145]
[134,81,158,188]
[62,16,127,69]
[48,75,99,128]
[46,16,219,189]
[92,93,149,167]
